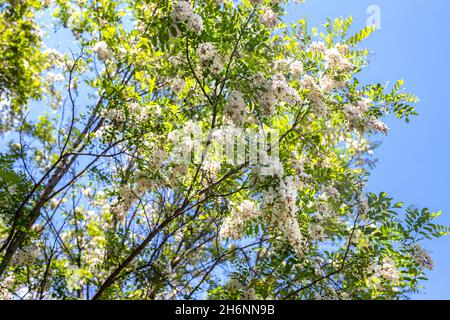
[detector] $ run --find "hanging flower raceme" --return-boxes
[171,1,204,34]
[220,200,260,240]
[224,91,247,126]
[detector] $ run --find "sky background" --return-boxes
[287,0,450,299]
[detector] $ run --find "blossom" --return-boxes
[335,43,350,55]
[224,91,246,126]
[259,91,277,116]
[301,75,327,114]
[93,41,112,61]
[350,228,363,245]
[46,72,65,83]
[129,102,150,122]
[324,48,341,66]
[343,98,390,134]
[345,136,373,159]
[310,225,325,241]
[271,73,290,97]
[368,118,389,134]
[50,197,59,210]
[42,48,65,68]
[172,1,204,33]
[260,7,279,29]
[0,274,14,300]
[261,156,284,177]
[197,42,224,75]
[102,108,126,123]
[197,43,216,64]
[309,41,326,54]
[172,77,186,95]
[318,74,337,93]
[262,177,307,258]
[290,60,304,78]
[12,244,38,265]
[220,200,260,240]
[274,58,292,72]
[320,185,340,202]
[202,159,221,178]
[411,244,434,270]
[209,55,225,75]
[379,260,400,283]
[258,73,300,116]
[325,47,352,71]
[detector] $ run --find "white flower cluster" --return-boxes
[263,177,307,257]
[93,41,113,62]
[260,7,279,29]
[310,224,325,241]
[344,136,372,155]
[343,99,389,134]
[301,75,327,114]
[411,244,434,270]
[197,42,225,75]
[102,102,155,125]
[66,5,83,37]
[171,1,204,34]
[168,163,189,186]
[273,58,291,72]
[168,121,202,165]
[224,91,247,126]
[12,244,39,265]
[110,172,156,224]
[202,159,221,178]
[324,47,352,72]
[335,43,350,55]
[220,200,260,240]
[172,77,186,95]
[271,73,301,104]
[301,44,355,115]
[344,136,374,166]
[110,185,135,224]
[148,142,167,171]
[319,185,340,202]
[258,73,301,116]
[136,175,155,195]
[343,100,369,129]
[259,155,284,177]
[378,260,400,283]
[197,42,215,63]
[0,274,14,300]
[81,240,106,273]
[358,194,369,215]
[102,108,126,123]
[129,102,150,122]
[318,74,343,93]
[309,41,327,54]
[368,118,389,134]
[290,60,304,78]
[308,42,352,72]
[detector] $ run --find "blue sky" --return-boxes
[287,0,450,299]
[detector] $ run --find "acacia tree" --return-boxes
[0,0,447,300]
